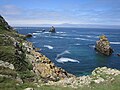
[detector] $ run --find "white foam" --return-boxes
[89,45,95,48]
[56,32,66,34]
[110,42,120,44]
[44,45,53,49]
[33,36,36,38]
[36,31,41,33]
[61,34,68,36]
[57,50,71,58]
[74,38,92,41]
[79,35,99,38]
[75,43,81,45]
[32,33,41,35]
[32,33,38,35]
[86,35,92,38]
[56,57,80,63]
[52,36,64,39]
[43,32,49,34]
[74,38,93,41]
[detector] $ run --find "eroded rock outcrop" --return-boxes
[49,26,56,33]
[95,35,113,56]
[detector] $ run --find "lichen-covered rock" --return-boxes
[95,35,113,56]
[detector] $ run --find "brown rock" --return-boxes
[95,35,113,56]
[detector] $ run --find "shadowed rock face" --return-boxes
[25,34,32,38]
[0,15,13,30]
[95,35,113,56]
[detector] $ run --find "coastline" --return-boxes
[22,32,120,88]
[1,15,120,90]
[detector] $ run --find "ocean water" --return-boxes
[16,27,120,76]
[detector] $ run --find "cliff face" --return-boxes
[95,35,113,56]
[0,15,72,86]
[0,15,36,85]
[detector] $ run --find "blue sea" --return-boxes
[16,27,120,76]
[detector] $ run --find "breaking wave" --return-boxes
[44,45,53,49]
[56,32,66,34]
[52,36,64,39]
[56,50,71,59]
[110,42,120,44]
[74,38,93,41]
[56,57,80,63]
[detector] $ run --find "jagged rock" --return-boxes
[0,15,13,30]
[117,54,120,56]
[95,35,113,56]
[25,34,32,38]
[42,29,45,32]
[49,26,56,33]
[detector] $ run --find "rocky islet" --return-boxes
[95,35,113,56]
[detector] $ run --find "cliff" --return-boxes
[0,15,120,90]
[0,15,73,89]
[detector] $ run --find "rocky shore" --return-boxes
[1,15,120,90]
[24,41,73,82]
[45,67,120,88]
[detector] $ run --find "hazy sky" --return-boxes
[0,0,120,26]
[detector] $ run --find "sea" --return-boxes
[16,27,120,76]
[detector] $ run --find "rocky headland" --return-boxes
[0,15,120,90]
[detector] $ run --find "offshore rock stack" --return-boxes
[49,26,56,33]
[95,35,113,56]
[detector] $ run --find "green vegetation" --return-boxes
[18,70,35,83]
[0,76,36,90]
[0,16,36,88]
[0,66,17,77]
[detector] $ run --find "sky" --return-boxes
[0,0,120,27]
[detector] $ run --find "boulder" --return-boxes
[49,26,56,33]
[24,88,34,90]
[25,34,32,38]
[42,29,45,32]
[117,54,120,57]
[95,35,113,56]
